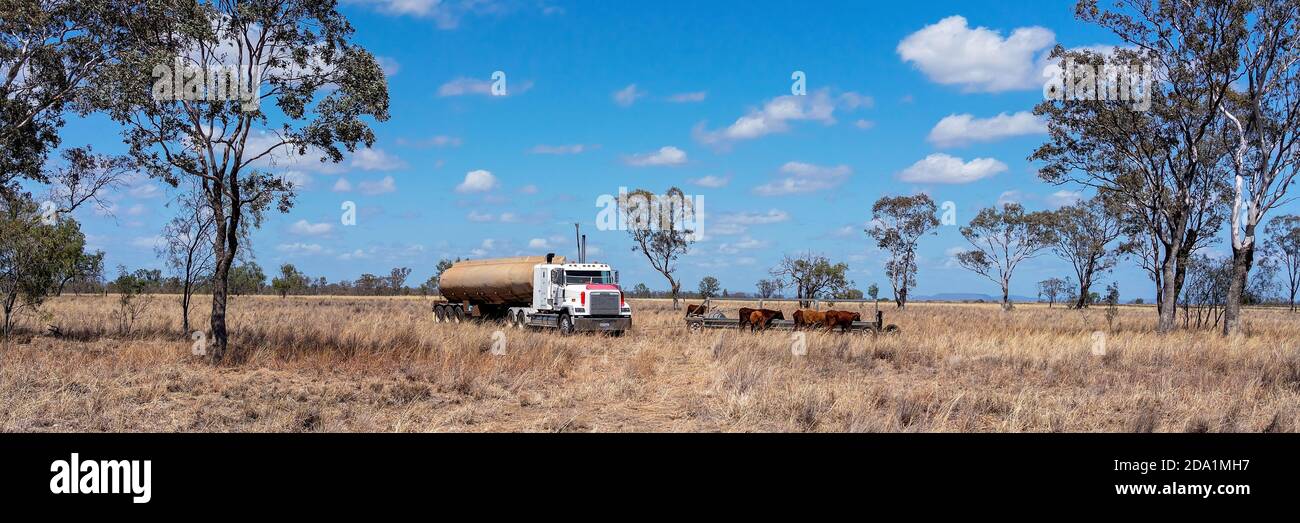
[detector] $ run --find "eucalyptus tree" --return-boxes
[1049,195,1124,308]
[1032,0,1244,331]
[867,194,939,308]
[956,203,1056,311]
[90,0,390,362]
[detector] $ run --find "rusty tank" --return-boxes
[437,255,564,306]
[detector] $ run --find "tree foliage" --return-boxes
[89,0,390,362]
[957,203,1056,311]
[867,194,938,308]
[770,252,851,307]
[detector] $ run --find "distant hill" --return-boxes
[913,292,1038,302]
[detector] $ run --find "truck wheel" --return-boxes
[558,314,575,335]
[433,305,446,323]
[451,306,465,324]
[515,310,527,329]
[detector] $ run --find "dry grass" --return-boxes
[2,294,1299,432]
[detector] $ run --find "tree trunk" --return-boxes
[1000,281,1011,311]
[181,279,192,334]
[209,223,231,363]
[1222,243,1253,336]
[1156,251,1179,333]
[896,286,908,309]
[669,278,681,309]
[1075,269,1093,309]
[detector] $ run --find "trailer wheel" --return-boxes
[515,310,527,329]
[451,305,465,323]
[558,314,575,335]
[688,321,703,333]
[433,305,446,323]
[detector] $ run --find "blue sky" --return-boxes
[49,0,1296,299]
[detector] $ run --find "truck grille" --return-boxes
[589,292,620,316]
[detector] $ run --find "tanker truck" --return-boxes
[433,254,632,335]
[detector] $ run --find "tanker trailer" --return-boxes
[433,253,632,335]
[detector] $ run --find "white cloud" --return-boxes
[280,170,312,190]
[437,76,532,96]
[997,190,1025,206]
[129,235,163,250]
[376,56,401,76]
[694,89,866,147]
[456,170,498,192]
[338,248,371,261]
[718,236,769,255]
[1046,190,1083,208]
[277,242,325,256]
[333,178,353,192]
[350,147,405,171]
[289,219,333,236]
[854,119,876,130]
[710,222,747,236]
[613,84,646,107]
[358,175,397,195]
[530,144,588,155]
[898,154,1006,184]
[528,238,555,249]
[719,209,790,225]
[125,204,147,217]
[349,0,508,29]
[688,175,730,188]
[518,184,539,194]
[897,15,1054,92]
[668,91,707,103]
[128,183,163,199]
[397,135,462,148]
[753,162,851,196]
[466,210,520,223]
[928,111,1047,147]
[624,146,687,167]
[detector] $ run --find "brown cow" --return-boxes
[737,307,757,329]
[823,310,862,333]
[746,309,785,331]
[685,304,709,317]
[792,309,826,330]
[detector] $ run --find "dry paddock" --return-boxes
[1,295,1298,432]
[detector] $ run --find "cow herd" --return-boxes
[689,305,863,333]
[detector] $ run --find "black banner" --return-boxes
[0,434,1291,513]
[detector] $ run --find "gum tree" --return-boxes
[956,203,1056,311]
[159,182,216,334]
[91,0,389,362]
[1032,6,1241,331]
[621,187,695,309]
[1216,0,1300,334]
[1264,214,1300,311]
[1,1,140,195]
[867,194,939,309]
[1049,195,1123,308]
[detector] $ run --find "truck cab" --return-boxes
[531,262,632,332]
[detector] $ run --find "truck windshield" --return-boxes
[565,270,614,284]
